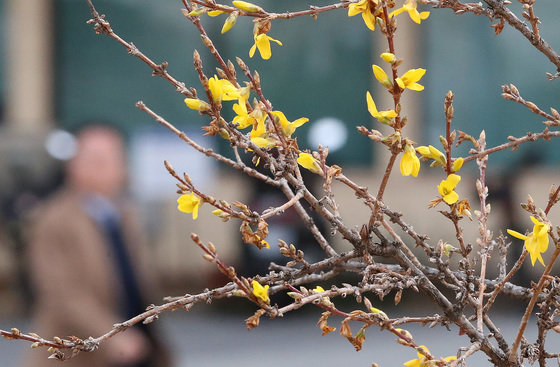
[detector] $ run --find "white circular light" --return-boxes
[45,129,77,161]
[308,117,348,152]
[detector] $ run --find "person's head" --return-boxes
[66,125,127,199]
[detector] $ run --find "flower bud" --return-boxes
[187,7,207,17]
[221,11,239,34]
[232,1,263,13]
[380,52,396,63]
[184,98,211,111]
[452,157,464,172]
[372,65,392,88]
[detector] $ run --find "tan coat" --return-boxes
[24,189,169,367]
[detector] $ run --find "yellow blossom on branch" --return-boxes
[452,157,464,172]
[184,98,211,111]
[403,345,456,367]
[347,0,378,31]
[177,192,202,220]
[249,113,276,148]
[221,12,239,34]
[297,152,322,174]
[251,280,270,303]
[271,111,309,137]
[232,101,254,129]
[396,68,426,91]
[507,216,550,266]
[380,52,396,63]
[400,144,420,177]
[232,0,263,13]
[417,145,446,166]
[208,75,241,102]
[366,91,397,124]
[390,0,430,24]
[437,174,461,205]
[208,10,226,17]
[249,33,282,60]
[313,286,325,293]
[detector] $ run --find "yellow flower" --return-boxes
[271,110,309,137]
[251,280,270,302]
[452,157,464,172]
[390,0,430,24]
[380,52,396,63]
[297,152,321,174]
[372,64,392,88]
[232,101,254,129]
[507,216,550,266]
[249,33,282,60]
[184,98,210,111]
[347,0,378,31]
[396,68,426,91]
[366,91,397,125]
[400,144,420,177]
[437,174,461,205]
[232,0,262,13]
[177,192,202,220]
[417,145,446,166]
[248,114,276,148]
[313,286,325,293]
[403,346,456,367]
[208,75,240,102]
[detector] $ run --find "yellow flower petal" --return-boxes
[400,145,420,177]
[452,157,464,172]
[372,65,391,87]
[297,152,321,174]
[506,229,528,241]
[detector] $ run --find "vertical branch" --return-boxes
[444,91,454,174]
[475,132,490,333]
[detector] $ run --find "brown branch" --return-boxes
[189,0,350,20]
[463,129,560,164]
[85,0,193,97]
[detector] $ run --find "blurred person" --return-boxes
[24,125,170,367]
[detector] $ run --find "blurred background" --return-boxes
[1,0,560,365]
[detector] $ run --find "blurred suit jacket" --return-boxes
[24,189,170,367]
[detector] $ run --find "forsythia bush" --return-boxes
[3,0,560,366]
